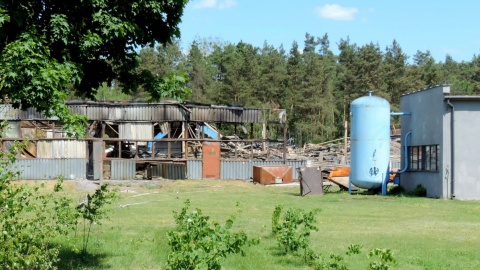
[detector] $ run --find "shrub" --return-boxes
[271,205,320,262]
[309,245,396,270]
[411,184,427,197]
[0,121,77,269]
[166,200,257,270]
[75,184,117,254]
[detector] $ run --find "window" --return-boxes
[408,145,439,171]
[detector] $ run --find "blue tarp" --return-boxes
[201,124,218,139]
[147,132,168,152]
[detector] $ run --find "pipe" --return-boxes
[394,130,412,174]
[390,112,411,116]
[447,99,455,199]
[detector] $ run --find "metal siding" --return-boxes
[187,160,202,179]
[37,141,86,158]
[111,160,136,180]
[1,104,272,123]
[166,163,186,180]
[119,123,153,141]
[15,159,87,180]
[68,105,87,116]
[148,163,186,180]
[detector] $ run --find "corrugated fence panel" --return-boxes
[15,159,87,180]
[148,163,186,180]
[187,160,202,179]
[165,163,186,180]
[111,160,136,180]
[221,160,252,180]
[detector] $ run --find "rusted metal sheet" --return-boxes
[68,105,87,116]
[1,103,282,123]
[253,165,293,185]
[111,160,136,180]
[37,140,87,158]
[0,105,48,120]
[202,142,220,179]
[119,123,152,146]
[190,107,263,123]
[15,158,87,180]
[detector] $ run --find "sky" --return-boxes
[178,0,480,63]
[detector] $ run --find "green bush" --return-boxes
[271,205,320,262]
[411,184,427,197]
[75,184,117,254]
[166,200,257,270]
[0,121,78,269]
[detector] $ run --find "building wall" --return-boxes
[400,86,448,198]
[448,100,480,199]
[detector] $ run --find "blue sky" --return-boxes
[179,0,480,63]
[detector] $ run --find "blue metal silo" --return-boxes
[350,92,390,191]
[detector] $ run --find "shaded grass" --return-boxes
[54,179,480,269]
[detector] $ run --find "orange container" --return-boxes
[253,165,292,185]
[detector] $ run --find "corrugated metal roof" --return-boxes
[0,102,285,124]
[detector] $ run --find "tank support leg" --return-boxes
[381,174,388,196]
[348,177,352,194]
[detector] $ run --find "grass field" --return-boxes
[55,179,480,269]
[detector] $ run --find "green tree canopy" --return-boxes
[0,0,189,136]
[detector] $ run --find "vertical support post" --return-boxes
[167,123,171,159]
[262,122,267,152]
[182,121,187,159]
[283,122,287,164]
[100,139,104,184]
[344,121,348,164]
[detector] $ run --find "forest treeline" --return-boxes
[92,33,480,145]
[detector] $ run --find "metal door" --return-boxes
[202,141,220,179]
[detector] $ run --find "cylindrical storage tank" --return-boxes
[350,93,390,189]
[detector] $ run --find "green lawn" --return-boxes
[58,180,480,269]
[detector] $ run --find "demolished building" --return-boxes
[0,101,308,181]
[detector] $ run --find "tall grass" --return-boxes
[56,180,480,269]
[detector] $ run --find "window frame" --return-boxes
[408,145,439,172]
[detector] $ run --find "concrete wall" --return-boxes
[400,86,448,198]
[448,100,480,199]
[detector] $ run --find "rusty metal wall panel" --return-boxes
[111,160,136,180]
[15,159,87,180]
[2,103,275,123]
[37,141,87,158]
[189,107,263,123]
[108,107,122,120]
[187,160,202,179]
[68,105,87,116]
[85,106,104,120]
[0,105,51,120]
[119,123,153,141]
